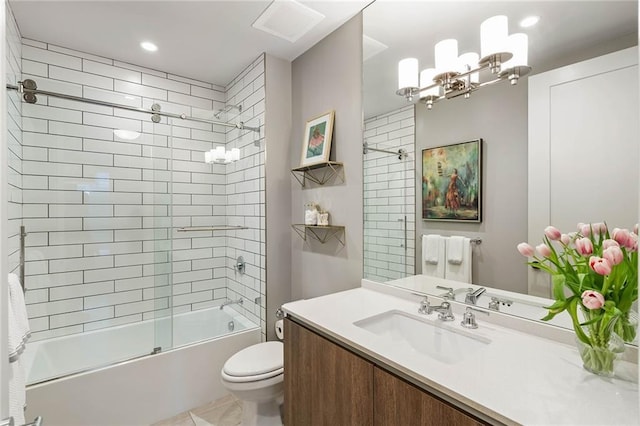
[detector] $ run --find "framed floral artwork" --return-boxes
[422,139,482,222]
[300,110,335,167]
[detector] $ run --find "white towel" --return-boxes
[445,237,472,283]
[423,234,441,264]
[8,273,30,362]
[8,273,29,426]
[422,235,446,278]
[447,236,465,265]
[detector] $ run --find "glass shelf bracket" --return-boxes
[291,224,345,245]
[291,161,344,187]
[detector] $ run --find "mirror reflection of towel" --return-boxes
[423,234,441,264]
[445,237,472,283]
[447,236,465,265]
[422,235,446,278]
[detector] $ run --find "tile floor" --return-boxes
[152,395,242,426]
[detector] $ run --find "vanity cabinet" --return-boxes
[284,317,374,425]
[374,367,484,426]
[284,318,488,426]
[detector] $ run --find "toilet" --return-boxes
[221,341,284,426]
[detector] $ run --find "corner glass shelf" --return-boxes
[291,161,344,187]
[291,224,345,245]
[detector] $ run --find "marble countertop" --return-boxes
[282,281,639,426]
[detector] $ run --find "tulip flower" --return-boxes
[612,228,630,247]
[593,222,607,235]
[536,243,552,257]
[544,226,561,241]
[560,233,572,246]
[602,239,620,250]
[517,242,535,257]
[603,246,624,265]
[581,290,605,310]
[575,237,593,256]
[578,223,591,237]
[589,256,612,276]
[626,233,638,252]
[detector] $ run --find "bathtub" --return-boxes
[23,306,261,426]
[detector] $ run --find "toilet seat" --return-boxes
[222,341,283,383]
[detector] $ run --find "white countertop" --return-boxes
[282,282,639,426]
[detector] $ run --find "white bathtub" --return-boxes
[23,306,261,426]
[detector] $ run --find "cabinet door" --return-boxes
[284,318,374,425]
[373,366,485,426]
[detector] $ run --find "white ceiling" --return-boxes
[363,0,639,118]
[9,0,371,86]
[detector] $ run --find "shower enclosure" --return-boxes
[363,105,416,282]
[5,37,266,386]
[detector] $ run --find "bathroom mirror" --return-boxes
[362,1,639,333]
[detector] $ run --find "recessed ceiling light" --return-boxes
[114,129,141,140]
[520,16,540,28]
[140,41,158,52]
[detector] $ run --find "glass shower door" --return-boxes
[363,109,416,282]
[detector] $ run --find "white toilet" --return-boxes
[221,341,284,426]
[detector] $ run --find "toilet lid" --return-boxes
[223,341,283,377]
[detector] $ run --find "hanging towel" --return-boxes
[445,237,472,283]
[423,234,441,264]
[422,235,446,278]
[8,273,29,426]
[447,236,465,265]
[8,273,30,362]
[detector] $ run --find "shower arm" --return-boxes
[6,80,260,133]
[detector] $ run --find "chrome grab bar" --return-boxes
[1,416,43,426]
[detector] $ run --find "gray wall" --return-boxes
[415,81,529,293]
[290,14,363,300]
[265,54,292,340]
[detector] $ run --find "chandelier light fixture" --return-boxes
[204,146,240,164]
[396,15,531,110]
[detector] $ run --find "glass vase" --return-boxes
[575,332,625,377]
[615,309,638,343]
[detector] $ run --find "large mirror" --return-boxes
[362,1,639,332]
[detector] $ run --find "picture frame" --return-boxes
[300,110,335,167]
[422,139,482,222]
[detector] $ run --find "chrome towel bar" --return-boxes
[177,226,248,232]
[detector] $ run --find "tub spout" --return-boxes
[220,298,244,310]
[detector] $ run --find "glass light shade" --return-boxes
[419,68,440,98]
[214,146,225,160]
[231,148,240,162]
[457,52,480,83]
[435,39,458,74]
[204,150,213,164]
[398,58,419,90]
[224,151,233,163]
[503,33,528,69]
[481,15,508,58]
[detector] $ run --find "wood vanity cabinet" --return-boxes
[284,318,488,426]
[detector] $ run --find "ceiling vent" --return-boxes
[363,35,388,61]
[252,0,325,43]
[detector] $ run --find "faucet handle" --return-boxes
[418,296,430,315]
[436,285,455,299]
[461,307,490,329]
[437,301,455,322]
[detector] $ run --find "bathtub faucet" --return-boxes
[220,298,244,310]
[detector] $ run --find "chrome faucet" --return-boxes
[220,298,243,310]
[465,287,486,305]
[417,296,455,321]
[436,285,455,300]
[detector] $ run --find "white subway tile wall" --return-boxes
[18,38,266,341]
[363,105,416,282]
[7,5,23,275]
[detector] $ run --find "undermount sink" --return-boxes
[353,310,490,364]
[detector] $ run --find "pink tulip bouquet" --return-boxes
[517,222,638,375]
